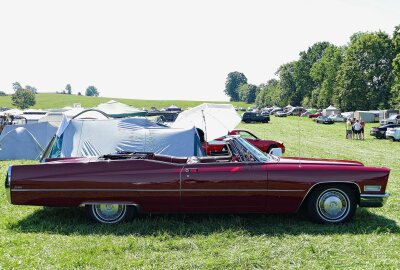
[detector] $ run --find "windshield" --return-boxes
[235,137,271,162]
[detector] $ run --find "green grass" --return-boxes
[1,117,399,269]
[0,93,251,110]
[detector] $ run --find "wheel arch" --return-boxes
[298,181,361,212]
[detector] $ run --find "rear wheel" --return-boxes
[307,185,356,224]
[86,204,136,224]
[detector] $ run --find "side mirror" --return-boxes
[269,148,282,157]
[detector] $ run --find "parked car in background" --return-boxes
[315,116,334,124]
[309,112,322,118]
[370,124,400,139]
[6,136,390,225]
[269,107,283,115]
[380,114,400,125]
[287,107,305,116]
[239,107,246,111]
[328,114,346,122]
[385,127,400,141]
[242,112,269,123]
[203,130,285,155]
[275,111,288,117]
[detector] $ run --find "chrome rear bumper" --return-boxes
[359,193,390,207]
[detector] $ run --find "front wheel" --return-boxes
[86,204,136,224]
[307,185,356,224]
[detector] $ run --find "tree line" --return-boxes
[224,25,400,111]
[5,83,100,109]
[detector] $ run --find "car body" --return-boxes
[269,107,282,115]
[370,124,400,139]
[203,130,285,155]
[239,107,246,111]
[6,136,390,225]
[286,107,305,116]
[242,112,269,123]
[385,127,400,141]
[328,114,345,122]
[315,116,334,124]
[309,112,322,118]
[380,114,400,125]
[274,111,288,117]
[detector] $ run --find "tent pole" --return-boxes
[202,110,208,155]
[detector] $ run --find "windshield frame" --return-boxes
[229,137,272,163]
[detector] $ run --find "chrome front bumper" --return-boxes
[359,193,390,207]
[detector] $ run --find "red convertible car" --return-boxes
[6,137,390,225]
[204,130,285,155]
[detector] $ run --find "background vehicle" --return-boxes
[274,111,288,117]
[242,112,269,123]
[370,124,400,139]
[308,112,322,118]
[286,107,305,116]
[328,114,346,122]
[203,129,285,155]
[385,127,400,141]
[380,114,400,125]
[315,116,334,124]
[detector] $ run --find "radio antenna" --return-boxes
[298,109,301,167]
[202,109,208,155]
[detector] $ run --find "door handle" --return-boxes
[185,168,198,173]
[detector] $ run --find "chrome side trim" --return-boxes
[296,181,362,212]
[359,193,390,207]
[5,166,12,204]
[11,188,304,193]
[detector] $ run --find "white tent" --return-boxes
[0,109,23,116]
[0,122,57,154]
[171,103,241,141]
[323,105,341,116]
[94,100,146,118]
[47,117,204,158]
[38,112,65,127]
[0,127,44,160]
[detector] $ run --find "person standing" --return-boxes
[360,118,365,140]
[353,120,362,140]
[346,118,352,139]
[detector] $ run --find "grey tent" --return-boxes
[47,117,204,158]
[0,127,43,160]
[0,122,57,160]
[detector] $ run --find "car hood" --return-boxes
[277,157,364,166]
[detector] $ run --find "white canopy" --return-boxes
[94,100,146,118]
[1,109,23,116]
[172,103,241,141]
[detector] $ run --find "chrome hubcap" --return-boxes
[94,204,126,223]
[317,190,349,221]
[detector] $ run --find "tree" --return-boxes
[0,91,7,96]
[255,79,283,107]
[276,62,297,106]
[11,89,36,109]
[66,84,72,94]
[238,84,258,103]
[78,92,82,96]
[224,72,247,101]
[293,42,331,106]
[335,31,395,111]
[12,82,22,91]
[85,86,99,97]
[390,53,400,108]
[310,45,344,108]
[25,85,37,94]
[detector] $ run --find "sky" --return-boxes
[0,0,399,101]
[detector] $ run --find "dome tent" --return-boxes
[0,127,43,160]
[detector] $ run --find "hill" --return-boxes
[0,93,251,109]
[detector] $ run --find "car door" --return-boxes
[181,161,267,212]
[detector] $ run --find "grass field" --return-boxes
[0,117,399,269]
[0,93,250,110]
